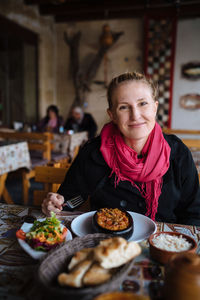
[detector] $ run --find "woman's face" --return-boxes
[107,81,158,145]
[48,110,57,119]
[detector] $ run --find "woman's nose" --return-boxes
[130,107,140,120]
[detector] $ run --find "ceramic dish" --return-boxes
[17,220,72,260]
[92,208,133,240]
[148,231,197,264]
[71,211,157,242]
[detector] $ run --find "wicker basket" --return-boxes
[38,233,135,300]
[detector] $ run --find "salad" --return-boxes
[16,212,67,252]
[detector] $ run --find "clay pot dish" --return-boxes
[92,208,134,240]
[148,231,197,265]
[163,252,200,300]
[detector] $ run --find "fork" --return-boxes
[63,195,85,209]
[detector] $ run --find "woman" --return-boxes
[64,106,97,139]
[42,72,200,225]
[37,105,64,133]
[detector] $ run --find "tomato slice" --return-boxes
[16,229,26,240]
[61,227,68,239]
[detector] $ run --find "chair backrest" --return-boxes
[181,139,200,150]
[162,128,200,135]
[33,165,70,206]
[0,131,53,161]
[163,128,200,150]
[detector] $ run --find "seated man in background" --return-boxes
[64,106,97,139]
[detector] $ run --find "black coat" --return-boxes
[58,134,200,226]
[64,113,97,139]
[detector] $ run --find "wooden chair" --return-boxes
[181,139,200,150]
[162,127,200,149]
[0,130,53,204]
[33,165,69,206]
[33,165,90,212]
[162,128,200,136]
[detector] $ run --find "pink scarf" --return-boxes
[100,122,171,220]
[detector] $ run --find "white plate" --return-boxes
[71,211,157,242]
[17,219,72,260]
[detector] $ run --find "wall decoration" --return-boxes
[181,62,200,80]
[64,25,123,106]
[144,17,177,128]
[179,94,200,110]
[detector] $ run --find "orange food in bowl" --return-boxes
[96,208,129,231]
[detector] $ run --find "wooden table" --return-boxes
[0,141,31,204]
[0,203,199,300]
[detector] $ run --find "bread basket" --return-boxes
[38,233,135,300]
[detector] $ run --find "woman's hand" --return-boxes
[42,192,64,216]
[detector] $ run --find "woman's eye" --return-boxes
[140,101,148,106]
[119,105,128,110]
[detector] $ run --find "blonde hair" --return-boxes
[107,71,158,109]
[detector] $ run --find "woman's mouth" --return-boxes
[128,123,145,128]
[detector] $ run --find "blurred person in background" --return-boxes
[64,106,97,139]
[37,105,64,133]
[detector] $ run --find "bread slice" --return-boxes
[58,259,93,288]
[94,237,141,269]
[83,262,113,286]
[68,248,93,271]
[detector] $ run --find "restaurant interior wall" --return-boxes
[172,17,200,130]
[0,0,57,125]
[2,1,199,132]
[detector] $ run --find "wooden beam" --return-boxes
[55,11,143,23]
[55,4,200,22]
[25,0,53,4]
[38,1,200,16]
[39,0,143,15]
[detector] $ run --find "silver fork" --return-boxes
[63,195,84,209]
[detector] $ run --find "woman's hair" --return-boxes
[107,71,158,109]
[47,105,59,117]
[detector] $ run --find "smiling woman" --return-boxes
[42,71,200,226]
